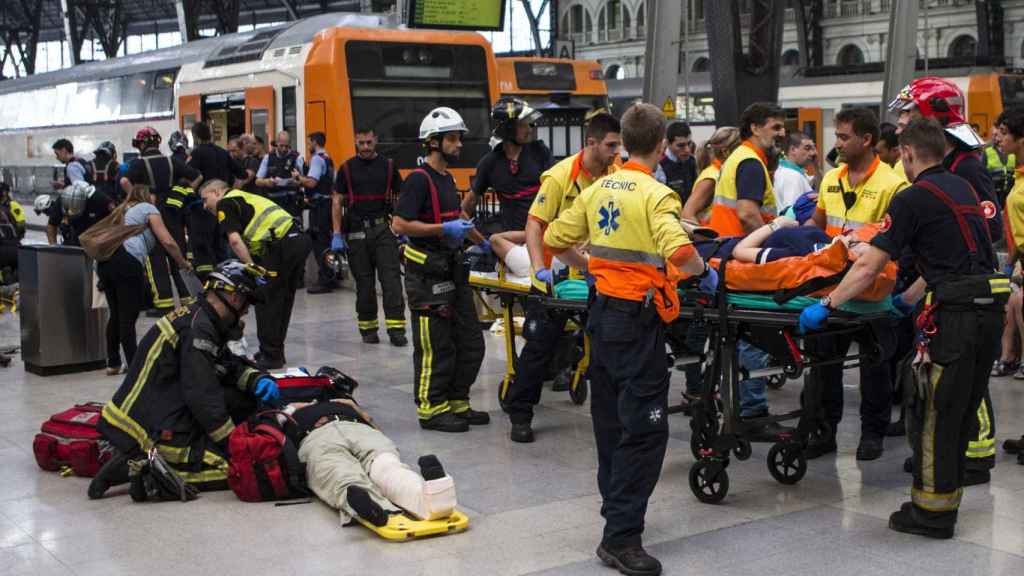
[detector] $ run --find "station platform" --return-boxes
[1,235,1023,575]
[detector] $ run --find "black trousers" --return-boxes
[308,196,335,288]
[587,296,669,549]
[906,303,1002,528]
[98,248,146,369]
[408,269,484,420]
[806,318,895,438]
[146,204,189,309]
[348,222,406,334]
[187,207,219,279]
[254,232,312,363]
[502,291,569,424]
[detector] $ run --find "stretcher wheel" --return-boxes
[569,378,588,405]
[689,461,729,504]
[767,374,787,390]
[767,443,807,485]
[733,440,752,461]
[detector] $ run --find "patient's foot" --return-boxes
[418,454,446,481]
[347,486,388,527]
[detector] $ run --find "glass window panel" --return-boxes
[72,82,99,123]
[52,82,77,125]
[120,73,149,117]
[96,78,121,120]
[148,70,176,115]
[27,89,56,128]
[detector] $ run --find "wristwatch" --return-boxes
[820,295,834,310]
[769,220,780,232]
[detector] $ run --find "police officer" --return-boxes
[890,77,1000,482]
[90,141,122,203]
[800,118,1007,539]
[544,103,715,576]
[189,122,243,279]
[238,135,263,193]
[501,112,621,443]
[255,131,304,216]
[295,131,338,295]
[123,127,203,312]
[200,179,312,371]
[391,107,487,433]
[333,127,407,344]
[88,260,280,500]
[463,97,551,233]
[806,107,908,461]
[657,121,698,203]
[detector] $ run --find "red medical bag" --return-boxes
[33,403,112,477]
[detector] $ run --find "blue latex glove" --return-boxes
[478,239,492,254]
[398,234,409,244]
[534,267,553,286]
[799,303,831,333]
[441,219,474,243]
[331,233,346,253]
[890,293,915,317]
[253,376,280,403]
[584,272,597,288]
[1003,263,1015,277]
[698,267,719,294]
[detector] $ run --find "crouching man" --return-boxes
[284,395,456,526]
[89,260,281,500]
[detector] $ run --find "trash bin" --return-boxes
[19,244,107,375]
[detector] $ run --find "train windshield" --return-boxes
[346,41,492,169]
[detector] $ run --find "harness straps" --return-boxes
[949,150,979,174]
[140,156,175,196]
[411,168,460,224]
[342,159,393,208]
[915,180,988,253]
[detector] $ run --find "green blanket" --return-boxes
[725,293,895,315]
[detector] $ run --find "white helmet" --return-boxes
[33,194,54,215]
[419,107,468,141]
[60,181,95,218]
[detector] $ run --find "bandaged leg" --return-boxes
[369,452,456,521]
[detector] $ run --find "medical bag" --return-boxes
[32,402,112,477]
[227,411,308,502]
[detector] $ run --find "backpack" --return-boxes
[33,403,113,477]
[227,411,309,502]
[78,202,148,261]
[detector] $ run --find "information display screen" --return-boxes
[406,0,507,31]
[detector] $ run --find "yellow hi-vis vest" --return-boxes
[223,189,293,257]
[816,155,908,236]
[710,141,777,236]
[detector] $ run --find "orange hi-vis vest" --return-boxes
[710,141,777,236]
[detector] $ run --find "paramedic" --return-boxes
[189,122,243,279]
[544,103,714,576]
[800,118,1006,539]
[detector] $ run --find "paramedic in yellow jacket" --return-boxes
[543,103,714,576]
[708,103,786,237]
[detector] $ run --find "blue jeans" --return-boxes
[738,341,770,418]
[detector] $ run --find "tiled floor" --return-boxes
[2,277,1024,575]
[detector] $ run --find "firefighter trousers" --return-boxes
[254,232,312,363]
[349,222,406,334]
[501,290,569,424]
[905,303,1002,528]
[146,204,190,309]
[187,206,220,280]
[308,196,335,288]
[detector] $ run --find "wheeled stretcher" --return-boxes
[469,266,590,406]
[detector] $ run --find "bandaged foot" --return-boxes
[370,452,457,521]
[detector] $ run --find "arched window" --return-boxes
[782,49,800,66]
[560,13,570,39]
[836,44,865,66]
[608,0,621,30]
[605,64,623,80]
[585,11,593,37]
[637,3,645,28]
[623,4,632,37]
[571,4,583,34]
[692,57,710,72]
[948,35,976,59]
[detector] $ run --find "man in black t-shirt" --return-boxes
[189,122,243,278]
[391,107,486,434]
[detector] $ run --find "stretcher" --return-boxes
[678,282,893,505]
[357,509,469,541]
[469,265,590,406]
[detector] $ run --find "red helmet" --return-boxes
[888,76,983,148]
[132,127,162,151]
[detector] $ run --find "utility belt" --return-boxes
[310,413,364,432]
[403,244,463,281]
[925,274,1010,309]
[346,215,390,237]
[595,290,659,325]
[266,189,298,202]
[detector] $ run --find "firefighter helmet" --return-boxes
[888,76,983,148]
[491,97,542,144]
[132,127,162,151]
[204,260,272,303]
[419,107,468,141]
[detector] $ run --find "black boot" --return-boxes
[388,330,408,347]
[596,544,662,576]
[963,467,991,486]
[419,412,469,433]
[888,502,954,539]
[856,435,885,461]
[454,408,490,426]
[361,331,380,344]
[417,454,446,481]
[87,451,132,500]
[885,417,906,437]
[510,422,535,443]
[347,486,389,527]
[1003,436,1024,454]
[804,430,838,460]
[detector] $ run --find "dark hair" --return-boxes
[835,107,880,148]
[52,139,73,153]
[998,108,1024,139]
[739,102,784,140]
[878,122,899,149]
[308,131,326,147]
[585,112,621,143]
[898,118,946,161]
[255,135,265,146]
[191,122,212,142]
[785,132,809,153]
[621,103,666,156]
[666,121,692,142]
[354,126,375,136]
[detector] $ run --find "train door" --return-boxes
[200,92,246,148]
[245,87,275,147]
[179,95,201,133]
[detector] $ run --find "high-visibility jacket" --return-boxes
[710,141,777,236]
[222,189,294,257]
[894,159,907,180]
[1003,167,1024,255]
[543,161,694,323]
[691,160,721,224]
[816,155,908,236]
[985,145,1015,179]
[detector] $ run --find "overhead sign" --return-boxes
[407,0,507,31]
[662,97,676,119]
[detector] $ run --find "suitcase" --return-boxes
[33,402,113,477]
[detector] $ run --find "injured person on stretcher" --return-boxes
[726,216,871,264]
[281,398,457,527]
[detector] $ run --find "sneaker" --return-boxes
[510,422,535,443]
[347,486,389,527]
[454,408,490,426]
[306,284,334,295]
[804,433,838,460]
[888,504,954,539]
[361,331,380,344]
[991,359,1019,377]
[1003,436,1024,454]
[105,366,123,376]
[963,468,991,486]
[387,330,408,347]
[596,544,662,576]
[1015,366,1024,380]
[856,435,885,461]
[417,455,446,481]
[419,412,469,433]
[87,451,131,500]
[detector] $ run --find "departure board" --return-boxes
[407,0,507,31]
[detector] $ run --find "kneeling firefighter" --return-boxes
[89,260,282,500]
[391,107,487,433]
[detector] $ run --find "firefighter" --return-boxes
[806,107,908,461]
[122,127,203,312]
[255,131,304,217]
[889,77,1001,483]
[88,260,279,500]
[296,131,338,295]
[188,121,244,279]
[501,112,622,443]
[800,118,1007,539]
[391,107,487,433]
[200,180,312,371]
[91,141,122,203]
[333,127,407,344]
[543,103,715,576]
[463,97,551,233]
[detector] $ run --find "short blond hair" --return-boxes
[621,103,666,156]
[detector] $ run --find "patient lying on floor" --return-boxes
[282,398,457,527]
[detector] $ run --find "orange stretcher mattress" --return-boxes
[709,225,897,302]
